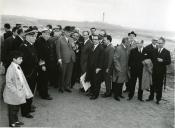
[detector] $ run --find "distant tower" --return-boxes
[102,12,105,22]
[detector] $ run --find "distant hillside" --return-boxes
[1,15,175,42]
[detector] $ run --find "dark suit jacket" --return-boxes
[47,36,59,63]
[4,31,13,40]
[144,44,157,64]
[34,37,50,65]
[80,39,93,74]
[86,44,104,82]
[56,36,75,63]
[1,36,15,67]
[19,40,38,77]
[128,47,148,74]
[153,48,171,77]
[103,44,114,70]
[13,35,24,50]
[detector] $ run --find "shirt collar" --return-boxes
[18,35,23,41]
[84,39,89,45]
[122,43,126,48]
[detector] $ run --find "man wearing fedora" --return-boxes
[123,31,137,93]
[56,26,75,93]
[34,28,53,100]
[18,27,38,118]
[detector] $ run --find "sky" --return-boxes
[1,0,175,32]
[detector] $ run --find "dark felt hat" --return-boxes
[128,31,137,37]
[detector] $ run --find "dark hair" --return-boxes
[159,37,165,43]
[46,24,52,29]
[128,31,137,37]
[4,23,11,29]
[12,27,18,33]
[63,26,72,32]
[10,51,23,61]
[90,27,96,31]
[16,24,22,29]
[17,28,23,35]
[122,37,129,44]
[57,25,62,30]
[104,35,112,42]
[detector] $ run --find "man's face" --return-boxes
[90,29,96,35]
[64,31,71,37]
[42,31,50,40]
[103,37,108,45]
[157,39,165,49]
[72,33,79,41]
[136,41,143,49]
[54,30,62,37]
[92,36,99,45]
[83,31,89,40]
[152,39,158,45]
[26,33,37,44]
[128,34,135,41]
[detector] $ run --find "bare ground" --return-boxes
[0,82,174,128]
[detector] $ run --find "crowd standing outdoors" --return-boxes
[0,23,171,127]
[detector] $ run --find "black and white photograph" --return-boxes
[0,0,174,127]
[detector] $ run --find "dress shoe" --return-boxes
[156,100,160,104]
[58,89,64,93]
[9,123,21,127]
[114,97,120,101]
[15,121,24,125]
[79,88,85,93]
[42,96,53,100]
[146,98,153,101]
[31,105,36,109]
[101,93,111,98]
[138,98,144,102]
[22,114,33,118]
[64,88,72,93]
[127,97,132,101]
[120,95,125,98]
[90,96,98,100]
[30,108,35,113]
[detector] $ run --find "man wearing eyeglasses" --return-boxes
[146,37,171,104]
[18,27,38,118]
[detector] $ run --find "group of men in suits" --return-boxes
[1,23,171,109]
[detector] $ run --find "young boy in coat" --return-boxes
[3,51,33,127]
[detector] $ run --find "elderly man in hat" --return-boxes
[18,27,38,118]
[56,26,75,93]
[34,28,53,100]
[123,31,137,93]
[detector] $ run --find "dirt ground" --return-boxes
[0,83,174,128]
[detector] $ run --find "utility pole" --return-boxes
[102,12,105,22]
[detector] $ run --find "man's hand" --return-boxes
[106,68,109,73]
[157,58,163,62]
[58,59,62,65]
[42,66,46,71]
[96,68,101,74]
